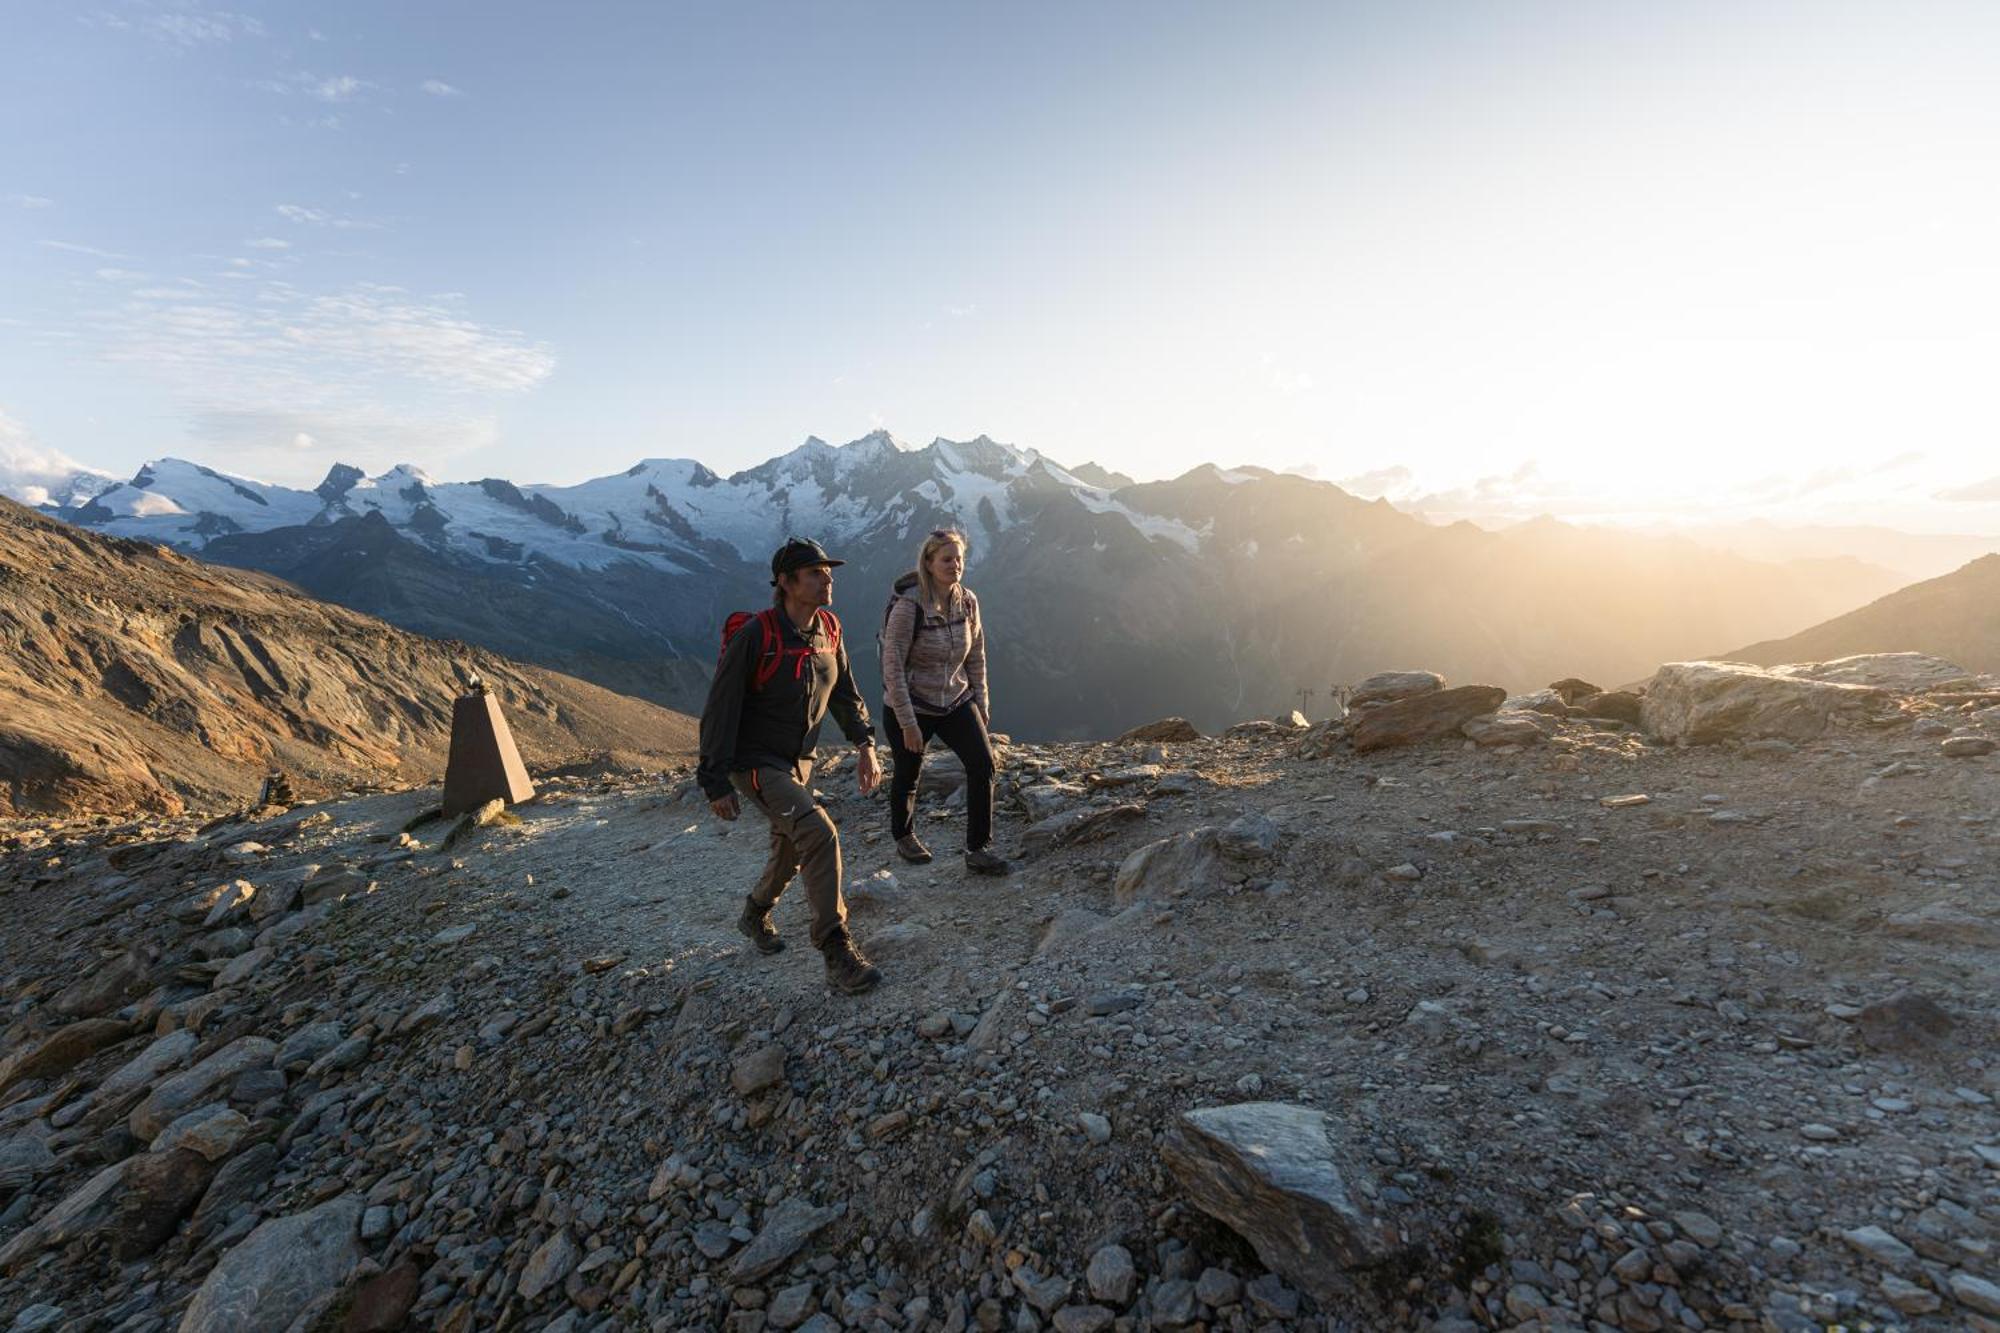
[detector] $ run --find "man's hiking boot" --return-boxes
[964,846,1012,876]
[821,931,882,994]
[737,896,784,955]
[895,834,934,864]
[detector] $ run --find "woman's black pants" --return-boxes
[883,701,995,851]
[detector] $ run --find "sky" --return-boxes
[3,0,1998,533]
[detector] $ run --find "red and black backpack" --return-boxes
[718,607,843,691]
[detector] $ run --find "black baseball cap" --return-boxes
[770,536,845,583]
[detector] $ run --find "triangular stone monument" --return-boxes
[442,678,535,816]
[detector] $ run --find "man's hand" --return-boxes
[709,793,739,822]
[900,723,924,755]
[856,744,882,797]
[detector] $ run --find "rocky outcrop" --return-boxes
[1639,661,1893,743]
[1161,1103,1403,1305]
[1348,685,1507,752]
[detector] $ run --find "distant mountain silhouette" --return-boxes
[1725,553,2000,673]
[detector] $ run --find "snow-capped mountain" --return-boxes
[53,432,1911,738]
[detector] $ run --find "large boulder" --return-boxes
[1114,829,1220,905]
[1115,717,1202,745]
[1770,652,1976,694]
[1021,804,1145,856]
[0,1158,131,1273]
[1462,711,1558,747]
[131,1036,276,1141]
[1639,661,1891,744]
[178,1194,362,1333]
[0,1018,134,1095]
[1348,685,1507,752]
[1347,671,1444,709]
[50,948,151,1019]
[1161,1103,1402,1305]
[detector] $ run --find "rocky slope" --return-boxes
[1727,554,2000,676]
[45,436,1905,738]
[0,656,1994,1331]
[0,498,697,819]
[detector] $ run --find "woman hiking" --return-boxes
[881,528,1010,875]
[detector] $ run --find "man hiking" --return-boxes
[698,537,885,994]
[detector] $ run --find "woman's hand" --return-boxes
[901,723,924,754]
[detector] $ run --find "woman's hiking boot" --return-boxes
[736,896,784,954]
[895,834,934,864]
[964,846,1012,876]
[820,930,882,994]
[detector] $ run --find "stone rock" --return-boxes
[1855,991,1955,1053]
[1878,1274,1940,1316]
[1051,1307,1114,1333]
[0,1158,130,1273]
[731,1046,787,1097]
[1347,671,1444,708]
[394,989,454,1037]
[1215,813,1281,861]
[1085,991,1142,1017]
[1194,1267,1242,1308]
[0,1136,56,1199]
[729,1198,837,1282]
[1942,735,1996,758]
[1160,1101,1399,1306]
[302,868,372,907]
[190,1142,280,1232]
[1151,1278,1199,1325]
[201,880,257,928]
[1035,909,1108,958]
[112,1147,217,1259]
[247,873,303,923]
[1770,652,1975,693]
[1349,686,1508,752]
[8,1306,63,1333]
[1022,804,1145,856]
[151,1104,250,1161]
[1504,688,1570,717]
[276,1021,345,1072]
[1086,1245,1136,1305]
[518,1228,581,1301]
[1548,677,1601,704]
[179,1195,363,1332]
[0,1017,134,1095]
[1089,764,1161,789]
[1462,710,1558,746]
[767,1281,817,1329]
[1577,689,1643,724]
[131,1036,277,1140]
[343,1259,421,1332]
[212,946,273,989]
[1244,1273,1300,1320]
[1115,717,1202,745]
[1951,1272,2000,1318]
[1114,829,1220,905]
[1883,904,2000,947]
[1638,661,1890,743]
[1012,1266,1071,1315]
[1841,1225,1916,1271]
[1077,1112,1112,1145]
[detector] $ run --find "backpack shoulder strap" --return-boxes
[749,607,785,689]
[818,608,843,653]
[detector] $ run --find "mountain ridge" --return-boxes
[33,433,1917,738]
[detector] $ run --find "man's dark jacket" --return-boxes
[697,608,874,800]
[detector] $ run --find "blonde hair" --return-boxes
[915,528,967,611]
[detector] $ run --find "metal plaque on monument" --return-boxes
[441,676,535,816]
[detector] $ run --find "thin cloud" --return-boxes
[90,8,265,47]
[274,203,381,230]
[245,237,291,250]
[9,194,54,209]
[0,408,111,506]
[42,239,132,260]
[1935,476,2000,503]
[312,75,363,103]
[420,79,462,97]
[95,267,146,282]
[256,71,370,103]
